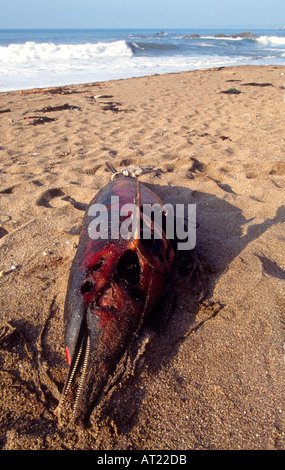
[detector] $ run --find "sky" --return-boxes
[0,0,284,29]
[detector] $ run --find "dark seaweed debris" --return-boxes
[24,116,57,125]
[100,102,122,113]
[220,88,242,95]
[37,103,81,113]
[242,82,273,87]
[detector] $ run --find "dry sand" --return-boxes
[0,65,284,450]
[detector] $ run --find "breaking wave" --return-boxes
[256,36,285,46]
[0,40,133,63]
[1,35,284,65]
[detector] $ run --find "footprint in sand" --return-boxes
[244,162,285,179]
[186,157,206,179]
[0,215,12,239]
[0,227,8,239]
[0,186,15,194]
[120,158,135,167]
[36,188,88,211]
[36,188,66,208]
[269,162,285,176]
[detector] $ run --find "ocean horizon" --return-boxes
[0,27,284,92]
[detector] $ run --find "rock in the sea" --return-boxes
[230,31,258,39]
[213,31,258,39]
[182,34,200,39]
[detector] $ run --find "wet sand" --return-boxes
[0,65,285,449]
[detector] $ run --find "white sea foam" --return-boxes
[201,36,244,41]
[198,42,219,47]
[0,53,249,92]
[256,36,285,46]
[0,40,133,63]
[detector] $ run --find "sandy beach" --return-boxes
[0,64,285,450]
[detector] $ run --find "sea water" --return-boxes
[0,28,284,92]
